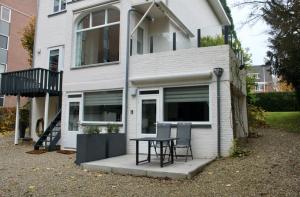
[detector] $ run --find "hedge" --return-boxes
[251,92,300,112]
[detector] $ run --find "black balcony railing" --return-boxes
[1,68,63,97]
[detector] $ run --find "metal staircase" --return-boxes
[34,110,61,151]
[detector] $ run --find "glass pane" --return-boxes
[84,105,122,122]
[0,35,8,49]
[1,7,10,21]
[142,100,156,134]
[76,25,119,66]
[61,0,66,11]
[68,102,80,131]
[49,49,59,72]
[78,14,90,30]
[92,10,105,27]
[53,0,60,12]
[137,27,144,54]
[107,9,120,23]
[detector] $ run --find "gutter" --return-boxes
[213,68,224,158]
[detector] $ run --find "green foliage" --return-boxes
[21,17,35,66]
[252,92,300,112]
[107,124,119,134]
[201,35,224,47]
[83,126,101,134]
[230,139,250,158]
[0,108,16,133]
[265,112,300,133]
[248,104,266,130]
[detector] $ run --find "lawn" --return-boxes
[265,112,300,133]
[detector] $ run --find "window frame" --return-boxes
[162,85,211,125]
[0,34,9,50]
[74,8,120,68]
[0,6,11,23]
[48,46,64,72]
[53,0,66,13]
[0,63,7,107]
[82,89,124,125]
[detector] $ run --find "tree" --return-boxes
[21,17,36,66]
[235,0,300,103]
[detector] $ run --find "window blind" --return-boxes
[84,91,123,106]
[164,86,209,103]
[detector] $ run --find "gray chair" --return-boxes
[174,123,193,162]
[152,123,171,158]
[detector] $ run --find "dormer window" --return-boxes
[75,8,120,67]
[53,0,66,13]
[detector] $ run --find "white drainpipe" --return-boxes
[14,95,20,145]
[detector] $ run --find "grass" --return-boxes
[265,112,300,133]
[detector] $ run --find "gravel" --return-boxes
[0,128,299,197]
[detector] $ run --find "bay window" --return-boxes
[75,9,120,67]
[84,90,123,122]
[164,86,209,122]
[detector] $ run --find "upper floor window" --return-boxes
[0,35,8,50]
[53,0,66,13]
[0,6,11,23]
[75,8,120,67]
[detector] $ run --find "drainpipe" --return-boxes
[213,68,224,158]
[124,8,136,150]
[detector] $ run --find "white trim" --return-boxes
[0,34,9,50]
[47,45,65,71]
[0,6,11,23]
[53,0,66,14]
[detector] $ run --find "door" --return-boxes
[137,93,160,153]
[64,96,82,149]
[48,46,64,72]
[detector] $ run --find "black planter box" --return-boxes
[106,133,126,158]
[75,134,107,165]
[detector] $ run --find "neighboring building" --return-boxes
[248,65,275,93]
[1,0,248,158]
[0,0,37,107]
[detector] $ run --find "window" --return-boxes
[1,6,11,23]
[164,86,209,122]
[68,102,80,131]
[49,49,59,71]
[75,8,120,67]
[84,90,123,122]
[137,27,144,54]
[0,64,6,107]
[53,0,66,13]
[0,35,8,50]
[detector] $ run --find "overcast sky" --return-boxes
[229,1,270,66]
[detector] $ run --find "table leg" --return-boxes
[148,141,151,162]
[136,140,139,165]
[171,140,174,164]
[160,141,163,168]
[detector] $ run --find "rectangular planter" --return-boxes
[75,134,107,165]
[106,133,126,158]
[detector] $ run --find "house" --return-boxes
[1,0,248,159]
[0,0,37,107]
[247,65,275,93]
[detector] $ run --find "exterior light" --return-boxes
[213,68,224,78]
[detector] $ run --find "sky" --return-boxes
[228,1,270,66]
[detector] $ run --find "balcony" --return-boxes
[1,68,63,97]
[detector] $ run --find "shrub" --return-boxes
[0,108,16,133]
[83,126,101,134]
[248,104,266,130]
[251,92,299,112]
[201,35,224,47]
[107,124,119,134]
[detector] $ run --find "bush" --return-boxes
[0,108,16,133]
[201,35,224,47]
[251,92,300,112]
[248,104,266,130]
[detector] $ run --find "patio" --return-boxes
[81,154,214,179]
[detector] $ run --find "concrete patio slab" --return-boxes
[81,154,214,179]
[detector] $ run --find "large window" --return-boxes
[84,90,123,122]
[0,6,11,23]
[53,0,66,13]
[75,9,120,67]
[164,86,209,122]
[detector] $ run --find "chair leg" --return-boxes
[185,147,189,162]
[154,144,158,158]
[190,146,193,160]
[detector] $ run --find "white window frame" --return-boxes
[53,0,66,13]
[74,8,120,68]
[0,6,11,23]
[0,34,9,50]
[48,46,64,72]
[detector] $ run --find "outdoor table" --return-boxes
[130,137,177,167]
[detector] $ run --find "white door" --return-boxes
[137,93,160,153]
[64,96,82,149]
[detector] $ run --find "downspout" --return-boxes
[213,68,224,158]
